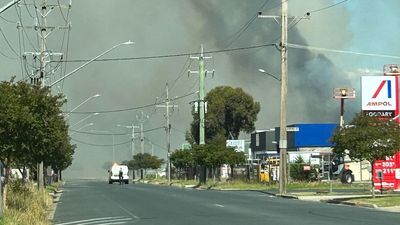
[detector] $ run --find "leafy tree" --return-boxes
[331,113,400,163]
[128,153,164,172]
[331,113,400,195]
[189,86,260,144]
[0,81,74,180]
[224,147,246,180]
[191,143,245,183]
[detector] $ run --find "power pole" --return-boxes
[189,45,214,145]
[278,0,289,195]
[130,123,139,157]
[18,0,71,190]
[136,112,149,154]
[157,83,178,185]
[189,45,214,184]
[258,1,289,194]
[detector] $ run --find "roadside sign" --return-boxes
[226,140,245,152]
[286,127,299,132]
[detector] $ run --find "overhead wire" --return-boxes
[308,0,348,14]
[287,43,400,60]
[69,126,165,136]
[15,4,38,51]
[63,90,198,114]
[0,15,17,23]
[0,27,21,58]
[223,0,271,49]
[58,43,277,63]
[71,138,131,147]
[23,0,35,19]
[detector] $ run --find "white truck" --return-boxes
[108,164,129,184]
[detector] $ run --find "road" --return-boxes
[53,180,399,225]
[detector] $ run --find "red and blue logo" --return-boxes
[372,80,392,98]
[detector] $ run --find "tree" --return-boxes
[0,81,74,179]
[0,81,74,209]
[189,86,260,144]
[128,153,164,173]
[331,113,400,196]
[170,149,194,179]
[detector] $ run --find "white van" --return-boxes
[108,164,129,184]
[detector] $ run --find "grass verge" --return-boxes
[349,196,400,207]
[0,181,54,225]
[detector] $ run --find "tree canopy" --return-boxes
[126,153,165,171]
[189,86,260,144]
[0,81,75,172]
[331,113,400,163]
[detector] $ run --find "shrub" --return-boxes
[1,181,51,225]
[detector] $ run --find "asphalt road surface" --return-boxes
[53,180,399,225]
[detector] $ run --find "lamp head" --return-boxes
[123,40,135,45]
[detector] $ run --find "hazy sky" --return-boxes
[0,0,398,178]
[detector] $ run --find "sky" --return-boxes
[0,0,399,179]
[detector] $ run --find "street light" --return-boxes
[70,123,94,135]
[0,0,20,14]
[91,129,115,162]
[65,94,101,117]
[70,112,100,129]
[50,40,134,87]
[258,69,281,81]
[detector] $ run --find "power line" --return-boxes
[287,43,400,60]
[0,15,17,23]
[223,0,271,49]
[71,138,131,147]
[308,0,348,14]
[56,43,277,63]
[144,137,167,151]
[69,126,165,136]
[63,91,198,114]
[0,27,20,59]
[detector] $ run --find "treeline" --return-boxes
[170,143,245,183]
[0,81,75,183]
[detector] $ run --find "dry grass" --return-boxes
[0,181,52,225]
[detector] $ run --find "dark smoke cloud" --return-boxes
[0,0,360,178]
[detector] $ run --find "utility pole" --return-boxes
[278,0,289,195]
[136,112,149,154]
[157,83,178,185]
[130,123,139,157]
[189,45,214,145]
[258,0,290,194]
[18,0,71,191]
[189,45,214,184]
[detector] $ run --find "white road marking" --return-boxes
[54,216,131,225]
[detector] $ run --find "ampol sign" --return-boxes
[362,76,398,118]
[362,75,400,191]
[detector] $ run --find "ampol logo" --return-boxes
[372,80,392,98]
[361,76,397,111]
[366,80,392,107]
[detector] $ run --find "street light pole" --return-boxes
[70,123,94,135]
[50,41,134,87]
[70,113,99,129]
[0,0,20,14]
[65,94,101,117]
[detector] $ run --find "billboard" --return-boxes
[226,140,245,152]
[362,76,399,121]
